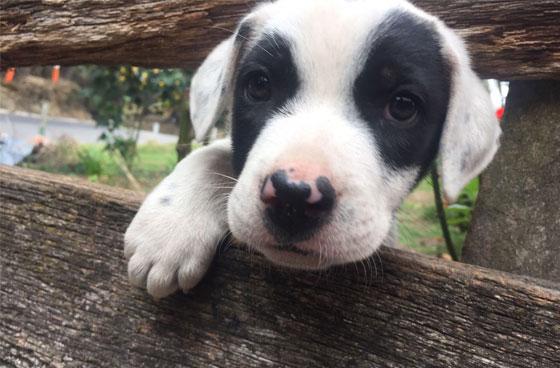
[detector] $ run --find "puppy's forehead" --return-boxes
[255,0,413,37]
[230,0,450,173]
[244,0,439,91]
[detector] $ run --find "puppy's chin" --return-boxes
[230,229,387,270]
[253,239,386,270]
[252,244,332,270]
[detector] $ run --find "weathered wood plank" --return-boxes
[463,80,560,282]
[1,164,559,367]
[1,0,560,79]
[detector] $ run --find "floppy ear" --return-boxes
[437,27,502,202]
[189,37,238,141]
[190,13,259,141]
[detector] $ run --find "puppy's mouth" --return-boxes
[257,242,329,270]
[275,243,315,256]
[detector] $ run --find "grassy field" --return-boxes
[20,139,476,257]
[21,138,177,191]
[399,180,464,256]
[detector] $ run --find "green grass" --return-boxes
[126,142,177,190]
[21,138,478,257]
[20,139,177,192]
[398,177,478,258]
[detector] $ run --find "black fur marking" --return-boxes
[159,196,171,206]
[354,11,451,179]
[231,33,300,174]
[235,21,253,44]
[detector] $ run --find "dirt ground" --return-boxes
[1,75,92,121]
[1,73,180,134]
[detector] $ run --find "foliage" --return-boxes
[77,66,190,163]
[76,148,104,178]
[398,178,479,257]
[98,130,138,166]
[79,66,188,128]
[20,140,177,192]
[445,178,478,233]
[19,136,82,175]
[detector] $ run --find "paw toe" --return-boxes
[146,263,179,299]
[178,261,207,293]
[128,253,152,288]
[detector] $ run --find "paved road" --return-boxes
[0,111,179,145]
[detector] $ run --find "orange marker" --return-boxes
[3,67,15,84]
[51,65,60,84]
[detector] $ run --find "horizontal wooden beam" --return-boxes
[1,164,559,367]
[1,0,560,79]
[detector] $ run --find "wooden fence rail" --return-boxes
[1,0,560,79]
[2,1,560,366]
[1,165,559,367]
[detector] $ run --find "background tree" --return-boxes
[78,66,193,164]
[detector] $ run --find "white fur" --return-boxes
[229,105,395,269]
[125,0,500,298]
[190,39,236,141]
[124,139,233,298]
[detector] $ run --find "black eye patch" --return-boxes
[231,33,300,174]
[353,11,451,178]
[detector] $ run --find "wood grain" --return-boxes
[1,0,560,79]
[463,80,560,282]
[1,164,559,367]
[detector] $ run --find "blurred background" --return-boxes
[0,65,508,259]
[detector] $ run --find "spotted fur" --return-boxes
[125,0,500,298]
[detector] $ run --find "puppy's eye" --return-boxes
[245,71,272,102]
[385,93,419,126]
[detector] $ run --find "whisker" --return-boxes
[271,33,281,52]
[210,26,275,58]
[359,259,367,287]
[364,258,372,288]
[370,255,378,279]
[209,25,237,37]
[375,251,384,282]
[211,186,237,190]
[318,242,324,268]
[217,231,234,256]
[366,256,376,286]
[210,172,239,183]
[352,260,360,280]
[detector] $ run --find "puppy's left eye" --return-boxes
[245,71,272,102]
[385,93,419,126]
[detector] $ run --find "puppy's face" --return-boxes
[190,0,501,270]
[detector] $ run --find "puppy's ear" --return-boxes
[438,27,501,202]
[190,21,253,141]
[190,38,237,141]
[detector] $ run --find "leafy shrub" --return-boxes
[445,178,478,233]
[75,148,104,178]
[20,136,81,174]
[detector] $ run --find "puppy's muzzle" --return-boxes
[260,168,336,243]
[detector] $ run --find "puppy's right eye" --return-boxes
[384,92,420,127]
[244,71,272,102]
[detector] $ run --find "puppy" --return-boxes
[125,0,501,298]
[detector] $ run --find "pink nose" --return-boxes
[260,167,336,241]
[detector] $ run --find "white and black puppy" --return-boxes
[125,0,501,298]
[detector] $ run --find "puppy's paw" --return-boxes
[124,221,221,299]
[123,139,233,298]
